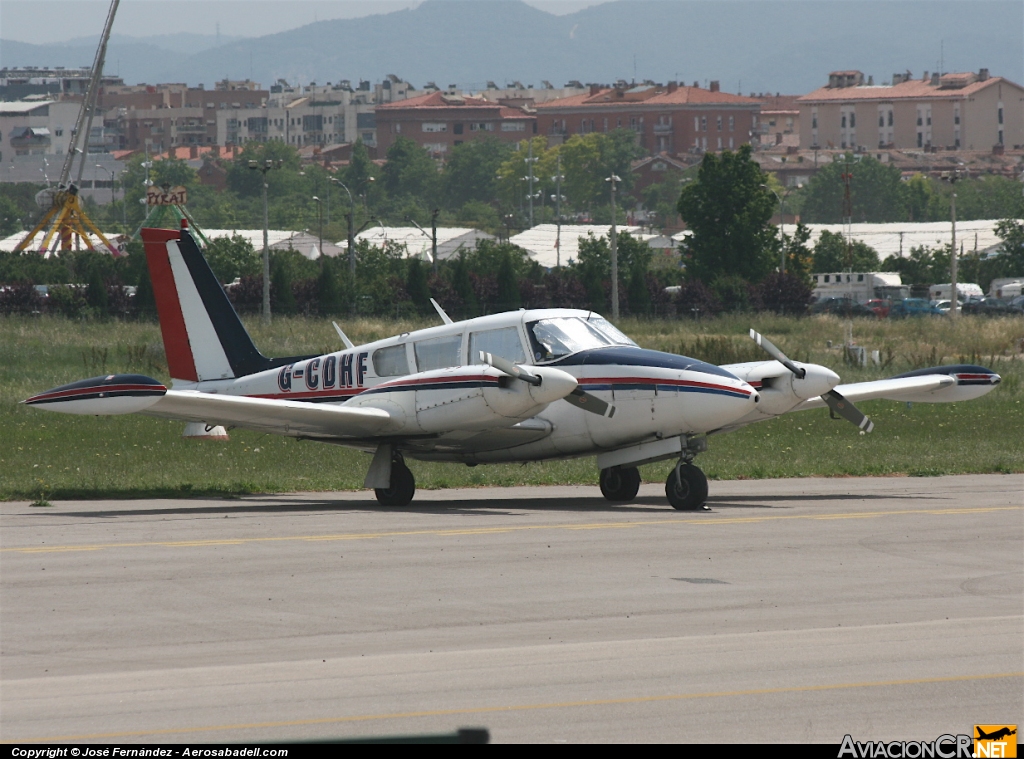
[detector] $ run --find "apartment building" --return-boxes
[0,100,81,160]
[534,81,762,154]
[375,91,536,156]
[798,69,1023,151]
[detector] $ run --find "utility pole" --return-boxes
[606,173,621,320]
[331,177,356,276]
[552,156,564,267]
[431,208,439,274]
[249,158,281,324]
[945,168,961,318]
[312,195,323,261]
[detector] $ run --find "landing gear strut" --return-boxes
[665,462,708,511]
[375,455,416,507]
[600,466,641,502]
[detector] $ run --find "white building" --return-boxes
[803,220,1007,259]
[341,226,496,262]
[0,100,81,160]
[510,224,643,268]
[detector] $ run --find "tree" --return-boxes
[317,259,343,316]
[442,138,513,210]
[405,257,431,315]
[781,223,814,284]
[812,230,881,272]
[381,136,439,202]
[800,153,907,223]
[494,247,521,310]
[343,139,375,198]
[205,234,260,283]
[85,268,108,315]
[881,245,949,285]
[676,144,776,283]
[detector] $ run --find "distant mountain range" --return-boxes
[2,1,1021,95]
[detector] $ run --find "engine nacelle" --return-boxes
[345,364,577,435]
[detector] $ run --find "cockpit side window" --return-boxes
[526,317,615,361]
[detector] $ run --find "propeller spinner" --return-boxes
[749,329,873,433]
[479,352,616,418]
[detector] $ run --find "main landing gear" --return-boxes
[600,436,711,510]
[599,466,641,502]
[375,455,416,507]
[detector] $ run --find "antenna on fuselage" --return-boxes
[430,298,454,325]
[332,321,355,350]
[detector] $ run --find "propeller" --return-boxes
[749,328,873,433]
[822,390,874,433]
[479,352,615,418]
[748,328,805,379]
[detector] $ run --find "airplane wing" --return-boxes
[143,390,392,439]
[795,373,956,411]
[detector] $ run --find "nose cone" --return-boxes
[528,366,579,405]
[793,364,841,400]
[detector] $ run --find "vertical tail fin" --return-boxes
[141,224,303,382]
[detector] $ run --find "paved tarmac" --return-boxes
[1,474,1021,744]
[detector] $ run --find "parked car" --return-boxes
[810,297,877,317]
[888,298,942,318]
[962,297,1022,316]
[865,298,891,318]
[931,299,961,315]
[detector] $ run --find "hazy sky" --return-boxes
[1,0,605,43]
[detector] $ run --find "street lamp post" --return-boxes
[551,156,565,267]
[606,173,621,320]
[248,158,282,323]
[524,140,538,228]
[330,177,357,275]
[762,183,800,274]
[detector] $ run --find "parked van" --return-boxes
[928,283,983,302]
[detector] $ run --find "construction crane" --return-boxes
[16,0,120,256]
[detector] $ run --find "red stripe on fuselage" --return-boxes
[142,228,198,382]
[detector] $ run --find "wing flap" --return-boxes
[143,390,391,438]
[796,374,956,411]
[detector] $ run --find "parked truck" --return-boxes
[811,272,907,304]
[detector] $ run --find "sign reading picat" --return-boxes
[146,185,188,206]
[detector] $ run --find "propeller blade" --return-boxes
[823,389,874,433]
[749,328,806,379]
[479,351,541,386]
[564,387,616,418]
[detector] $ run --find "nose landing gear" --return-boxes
[665,462,708,511]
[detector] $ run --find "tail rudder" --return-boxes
[141,222,303,382]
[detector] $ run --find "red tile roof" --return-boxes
[798,75,1019,102]
[537,86,760,110]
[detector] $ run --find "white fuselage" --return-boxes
[174,309,759,463]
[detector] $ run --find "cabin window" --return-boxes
[372,344,409,377]
[470,327,526,364]
[414,335,463,372]
[824,275,830,282]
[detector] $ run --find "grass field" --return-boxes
[1,313,1022,501]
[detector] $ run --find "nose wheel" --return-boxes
[375,457,416,507]
[665,463,708,511]
[600,466,641,502]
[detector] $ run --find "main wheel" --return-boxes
[375,459,416,507]
[600,466,641,502]
[665,463,708,511]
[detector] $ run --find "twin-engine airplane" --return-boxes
[25,222,1002,509]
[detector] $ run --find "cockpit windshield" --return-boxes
[526,317,638,361]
